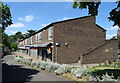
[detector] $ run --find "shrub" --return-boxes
[89,73,118,81]
[14,56,22,62]
[45,62,60,72]
[37,61,48,70]
[54,64,70,75]
[71,67,87,78]
[30,61,37,67]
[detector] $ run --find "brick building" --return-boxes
[18,16,118,64]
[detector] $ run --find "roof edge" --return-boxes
[96,24,106,31]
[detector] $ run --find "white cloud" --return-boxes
[107,25,119,30]
[18,15,34,22]
[106,34,117,39]
[57,17,71,21]
[63,17,70,20]
[9,31,18,34]
[8,22,25,28]
[41,24,48,27]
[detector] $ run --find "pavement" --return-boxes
[2,53,72,82]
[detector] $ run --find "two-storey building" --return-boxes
[18,16,118,64]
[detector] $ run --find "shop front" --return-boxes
[30,47,38,58]
[27,43,53,61]
[19,46,26,54]
[36,43,53,61]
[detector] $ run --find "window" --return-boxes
[22,41,24,45]
[35,34,38,43]
[30,36,32,44]
[28,38,30,44]
[25,39,27,45]
[48,27,53,40]
[38,32,42,42]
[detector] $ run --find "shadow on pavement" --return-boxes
[2,63,40,82]
[2,51,12,59]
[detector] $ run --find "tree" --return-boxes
[10,43,18,51]
[0,2,13,54]
[27,29,37,35]
[72,1,120,57]
[15,31,24,40]
[72,0,120,27]
[2,33,11,50]
[108,1,120,27]
[0,2,13,32]
[72,1,101,16]
[23,29,37,38]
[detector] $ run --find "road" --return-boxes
[2,54,72,82]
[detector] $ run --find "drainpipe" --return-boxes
[56,46,57,62]
[55,43,60,63]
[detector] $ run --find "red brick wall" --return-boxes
[82,39,118,64]
[53,16,106,64]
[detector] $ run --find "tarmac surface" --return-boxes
[2,53,71,82]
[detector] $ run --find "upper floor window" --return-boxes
[35,34,38,43]
[22,41,24,45]
[48,27,53,40]
[38,32,42,42]
[27,38,30,44]
[25,39,27,45]
[30,36,32,44]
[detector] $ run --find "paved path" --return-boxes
[2,54,71,82]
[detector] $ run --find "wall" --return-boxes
[53,16,106,64]
[31,28,53,45]
[82,39,118,64]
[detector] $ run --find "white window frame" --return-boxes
[28,38,30,44]
[35,34,38,43]
[22,41,24,45]
[25,39,27,45]
[38,32,42,42]
[30,36,33,44]
[48,27,53,40]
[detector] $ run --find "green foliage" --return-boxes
[15,56,120,81]
[108,2,120,27]
[95,62,120,68]
[2,33,10,48]
[54,64,71,75]
[72,1,120,27]
[23,29,37,38]
[89,73,118,81]
[72,1,101,16]
[71,67,87,78]
[0,2,13,32]
[15,31,24,40]
[10,43,18,51]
